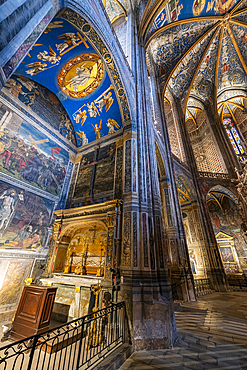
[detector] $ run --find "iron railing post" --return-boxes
[27,334,39,370]
[76,317,85,370]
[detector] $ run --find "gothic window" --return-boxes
[222,117,245,161]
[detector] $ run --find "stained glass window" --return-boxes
[223,118,245,161]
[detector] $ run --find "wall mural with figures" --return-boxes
[2,75,77,146]
[207,185,247,273]
[0,179,54,251]
[0,102,69,196]
[146,0,238,40]
[13,17,123,147]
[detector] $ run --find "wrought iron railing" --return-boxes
[0,302,131,370]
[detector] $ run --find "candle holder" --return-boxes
[87,284,101,348]
[81,232,90,275]
[96,240,105,277]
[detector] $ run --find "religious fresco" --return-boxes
[148,1,247,112]
[3,75,76,145]
[218,32,246,91]
[207,186,247,269]
[14,17,123,147]
[207,187,241,234]
[0,103,69,196]
[146,0,239,41]
[149,21,215,76]
[0,179,54,251]
[0,261,31,306]
[190,31,220,98]
[169,31,214,101]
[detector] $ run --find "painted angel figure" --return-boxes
[87,101,99,117]
[92,119,102,140]
[68,64,93,92]
[103,92,114,112]
[74,110,87,125]
[106,118,120,135]
[26,62,47,76]
[37,46,61,64]
[44,21,63,34]
[56,33,81,53]
[97,92,114,113]
[0,189,16,238]
[77,130,88,146]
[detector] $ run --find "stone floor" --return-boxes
[118,292,247,370]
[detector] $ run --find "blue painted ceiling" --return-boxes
[15,18,123,148]
[147,0,247,113]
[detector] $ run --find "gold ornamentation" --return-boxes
[96,240,105,277]
[57,53,104,98]
[87,284,102,348]
[25,278,34,285]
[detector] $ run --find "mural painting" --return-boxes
[2,75,76,145]
[0,104,69,196]
[0,261,31,306]
[13,17,123,147]
[0,180,54,251]
[207,186,247,271]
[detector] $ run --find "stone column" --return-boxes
[171,95,227,292]
[147,50,196,302]
[116,24,178,349]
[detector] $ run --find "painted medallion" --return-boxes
[58,54,104,98]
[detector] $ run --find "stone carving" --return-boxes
[122,212,131,267]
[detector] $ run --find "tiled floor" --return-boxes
[118,292,247,370]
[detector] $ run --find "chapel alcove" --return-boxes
[54,222,107,276]
[207,185,247,274]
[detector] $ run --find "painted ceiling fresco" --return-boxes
[206,185,237,205]
[147,0,247,115]
[146,0,239,41]
[185,98,202,125]
[102,0,127,22]
[218,94,245,121]
[14,17,123,148]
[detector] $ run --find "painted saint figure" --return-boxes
[26,62,47,76]
[87,102,99,117]
[68,64,93,92]
[37,46,61,65]
[106,118,120,135]
[92,119,102,140]
[74,110,87,125]
[77,130,88,146]
[0,190,16,238]
[56,33,81,53]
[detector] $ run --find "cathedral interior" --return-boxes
[2,0,247,366]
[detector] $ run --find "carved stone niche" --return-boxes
[50,200,122,279]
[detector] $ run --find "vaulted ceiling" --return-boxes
[12,16,123,148]
[145,0,247,116]
[102,0,127,22]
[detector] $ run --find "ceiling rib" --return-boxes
[161,21,220,101]
[183,26,220,115]
[226,23,247,74]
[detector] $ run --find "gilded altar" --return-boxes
[41,200,122,319]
